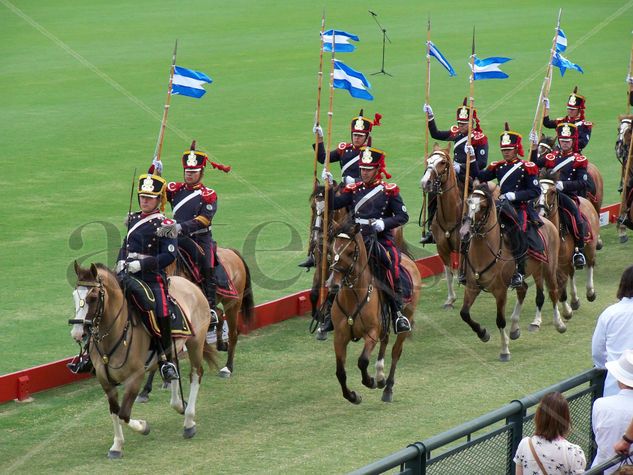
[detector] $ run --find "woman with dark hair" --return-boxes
[592,265,633,396]
[514,392,586,474]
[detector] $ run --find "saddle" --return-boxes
[179,247,239,299]
[526,226,549,263]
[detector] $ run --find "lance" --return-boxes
[124,167,138,260]
[151,40,178,173]
[462,26,476,216]
[312,11,327,187]
[421,16,431,238]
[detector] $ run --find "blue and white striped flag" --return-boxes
[332,60,373,101]
[322,30,359,53]
[427,41,456,77]
[471,55,511,80]
[171,66,212,98]
[552,52,583,76]
[555,29,567,53]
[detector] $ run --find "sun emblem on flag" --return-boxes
[569,94,577,106]
[354,118,365,131]
[187,151,198,167]
[458,107,469,120]
[501,133,511,146]
[361,148,373,163]
[141,176,155,192]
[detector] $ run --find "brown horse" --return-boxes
[536,174,600,320]
[419,143,461,308]
[325,220,421,404]
[616,115,633,243]
[458,185,562,361]
[70,262,215,458]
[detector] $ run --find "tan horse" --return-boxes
[326,221,421,404]
[419,144,461,308]
[458,186,562,361]
[616,115,633,243]
[70,262,215,458]
[536,175,600,320]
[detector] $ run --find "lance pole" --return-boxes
[421,16,431,238]
[627,30,633,114]
[462,27,476,216]
[152,40,178,170]
[536,9,562,144]
[312,12,327,187]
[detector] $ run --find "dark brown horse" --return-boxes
[616,115,633,243]
[70,262,215,457]
[419,143,461,308]
[458,185,562,361]
[536,173,600,320]
[326,221,421,404]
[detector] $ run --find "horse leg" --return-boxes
[135,370,156,403]
[443,264,456,309]
[558,269,573,320]
[375,337,388,389]
[358,336,378,389]
[334,331,361,404]
[382,334,406,403]
[183,339,204,438]
[104,385,124,459]
[619,224,629,244]
[570,273,580,311]
[117,371,150,438]
[493,290,510,362]
[586,265,596,302]
[544,267,564,334]
[510,284,526,339]
[459,287,489,342]
[218,308,237,378]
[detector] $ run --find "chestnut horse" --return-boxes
[419,144,461,308]
[536,173,600,320]
[70,262,215,458]
[459,186,562,361]
[326,221,421,404]
[616,115,633,243]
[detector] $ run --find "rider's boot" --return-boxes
[391,283,411,334]
[319,292,336,332]
[157,317,179,382]
[510,257,526,289]
[202,266,219,332]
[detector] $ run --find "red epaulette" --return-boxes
[384,183,400,196]
[572,154,588,169]
[523,161,539,176]
[471,131,488,145]
[449,125,459,134]
[544,152,558,168]
[343,182,361,193]
[583,120,593,129]
[167,181,184,192]
[487,160,504,171]
[337,142,350,150]
[201,187,217,204]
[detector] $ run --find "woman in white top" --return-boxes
[514,392,586,474]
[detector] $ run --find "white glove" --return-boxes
[151,158,163,175]
[127,260,141,274]
[176,223,182,235]
[504,192,516,201]
[312,124,323,138]
[115,260,125,273]
[529,131,538,145]
[372,219,385,232]
[627,76,633,85]
[465,144,475,157]
[344,175,356,185]
[453,162,461,174]
[543,97,550,109]
[555,181,564,191]
[315,200,325,214]
[321,168,333,185]
[423,103,434,119]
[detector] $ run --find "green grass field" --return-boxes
[2,0,633,472]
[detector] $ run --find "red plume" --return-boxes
[373,113,382,127]
[462,97,468,106]
[210,161,231,173]
[190,140,196,150]
[504,122,510,131]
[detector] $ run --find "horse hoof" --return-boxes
[562,311,573,321]
[587,291,596,302]
[620,235,629,244]
[509,329,521,340]
[315,329,328,341]
[107,450,123,459]
[141,421,151,436]
[499,353,511,362]
[528,324,540,333]
[479,329,490,343]
[381,391,393,403]
[218,367,232,378]
[570,299,580,311]
[363,377,376,389]
[442,302,455,309]
[556,324,567,334]
[596,239,603,251]
[183,425,197,439]
[349,392,362,405]
[135,393,150,404]
[377,379,386,389]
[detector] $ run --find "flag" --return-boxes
[427,41,456,77]
[322,30,359,53]
[171,66,212,98]
[552,52,583,76]
[332,60,373,100]
[555,28,567,53]
[471,55,511,80]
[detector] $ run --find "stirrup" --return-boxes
[298,255,315,268]
[67,356,93,374]
[573,251,586,269]
[320,313,334,332]
[394,312,411,334]
[209,308,219,331]
[159,361,179,382]
[419,232,435,244]
[509,272,524,289]
[457,272,467,285]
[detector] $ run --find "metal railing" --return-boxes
[350,368,606,475]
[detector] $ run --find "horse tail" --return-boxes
[203,341,218,370]
[229,248,255,325]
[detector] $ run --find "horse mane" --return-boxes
[474,182,493,201]
[540,168,559,182]
[332,217,357,238]
[539,134,556,148]
[309,184,325,201]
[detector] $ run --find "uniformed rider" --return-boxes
[476,124,541,289]
[543,87,593,152]
[420,99,489,244]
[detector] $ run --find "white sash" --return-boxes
[498,163,523,189]
[341,154,360,175]
[127,214,164,240]
[172,190,202,216]
[552,156,575,174]
[354,185,384,214]
[454,136,468,149]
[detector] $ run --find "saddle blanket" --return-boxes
[181,248,239,299]
[527,227,549,264]
[144,296,194,339]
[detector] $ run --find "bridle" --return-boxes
[423,152,455,195]
[535,179,559,219]
[616,118,632,164]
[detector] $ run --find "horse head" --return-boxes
[536,170,560,219]
[538,134,557,160]
[616,115,633,163]
[70,261,105,342]
[460,185,493,240]
[420,143,453,193]
[327,220,362,293]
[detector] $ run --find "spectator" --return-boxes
[591,350,633,474]
[592,265,633,396]
[514,392,586,474]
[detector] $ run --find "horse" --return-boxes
[420,143,461,308]
[325,220,421,403]
[69,262,215,458]
[616,115,633,243]
[458,185,562,361]
[536,172,600,320]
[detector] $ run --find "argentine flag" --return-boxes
[322,30,359,53]
[552,52,583,77]
[332,60,373,101]
[171,66,212,98]
[555,29,567,53]
[427,41,456,77]
[471,55,511,80]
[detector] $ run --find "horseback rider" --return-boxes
[116,173,179,382]
[300,110,382,269]
[533,122,588,269]
[543,87,593,152]
[420,99,489,244]
[322,147,411,334]
[475,124,541,289]
[155,141,229,336]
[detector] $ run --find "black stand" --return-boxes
[369,11,392,77]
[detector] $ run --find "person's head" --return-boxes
[182,140,208,185]
[617,265,633,299]
[533,392,571,441]
[499,123,524,161]
[566,87,585,120]
[606,349,633,390]
[556,123,578,153]
[137,174,167,213]
[350,109,380,147]
[358,146,389,185]
[456,99,480,134]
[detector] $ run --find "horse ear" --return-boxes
[432,142,440,152]
[446,143,453,156]
[90,263,98,279]
[73,260,82,276]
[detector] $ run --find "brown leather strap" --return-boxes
[528,437,548,475]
